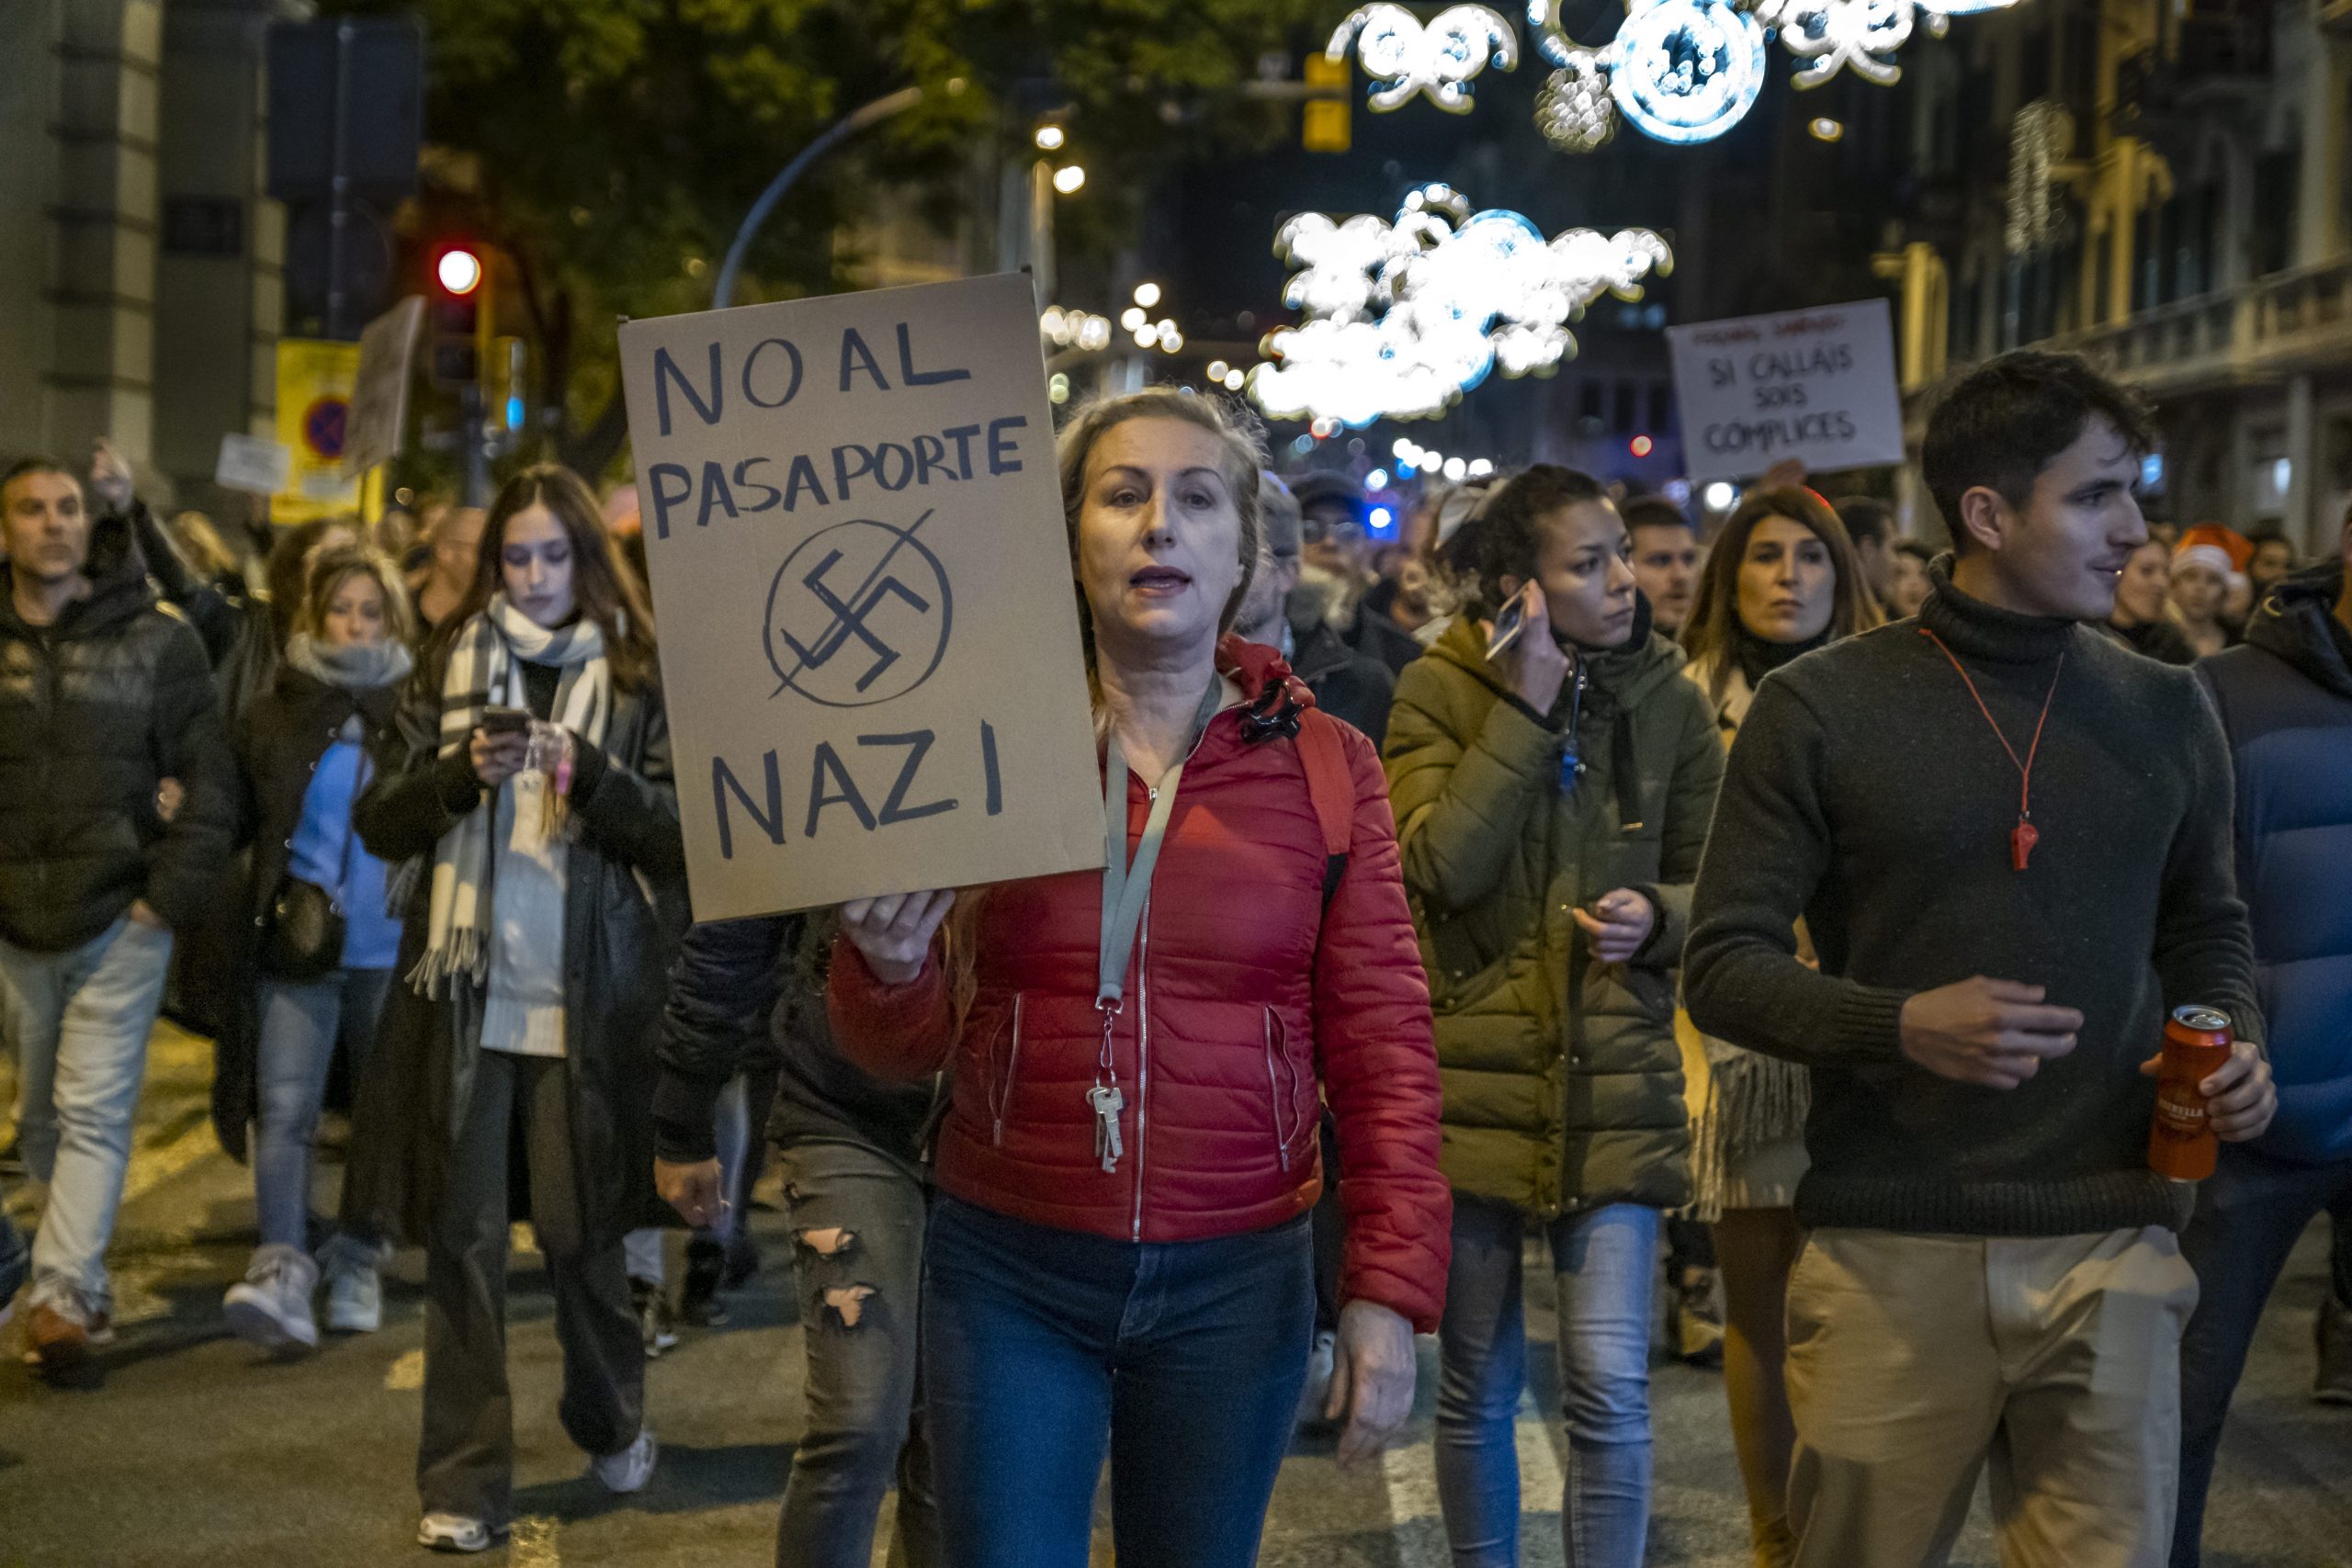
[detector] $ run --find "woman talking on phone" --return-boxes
[802,389,1448,1568]
[1383,465,1723,1568]
[348,464,684,1555]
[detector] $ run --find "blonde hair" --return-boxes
[1054,389,1266,655]
[301,545,418,647]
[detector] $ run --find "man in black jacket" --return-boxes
[652,913,939,1568]
[0,456,233,1373]
[1686,354,2273,1568]
[1235,474,1395,744]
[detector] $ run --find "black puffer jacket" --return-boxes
[652,911,940,1173]
[0,514,234,953]
[341,658,688,1249]
[209,664,406,1158]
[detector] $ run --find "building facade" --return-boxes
[1,0,293,515]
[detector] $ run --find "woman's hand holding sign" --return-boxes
[842,888,957,986]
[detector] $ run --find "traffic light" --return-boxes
[429,243,486,387]
[1304,53,1351,152]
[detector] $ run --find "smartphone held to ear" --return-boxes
[1485,594,1529,662]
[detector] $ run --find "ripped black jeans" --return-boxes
[775,1139,937,1568]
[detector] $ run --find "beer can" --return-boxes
[2148,1005,2234,1182]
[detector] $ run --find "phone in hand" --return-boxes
[1485,592,1529,663]
[480,705,533,736]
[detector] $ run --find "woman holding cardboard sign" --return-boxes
[821,389,1448,1568]
[347,464,686,1555]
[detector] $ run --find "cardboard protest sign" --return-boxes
[1666,300,1905,483]
[343,296,424,478]
[215,433,291,497]
[617,272,1104,921]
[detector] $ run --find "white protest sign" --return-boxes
[343,296,425,478]
[214,433,291,496]
[1666,300,1905,483]
[616,272,1104,921]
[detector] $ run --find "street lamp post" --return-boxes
[713,84,944,310]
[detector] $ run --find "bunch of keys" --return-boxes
[1089,1084,1125,1173]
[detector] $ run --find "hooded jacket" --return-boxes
[828,638,1451,1332]
[0,513,234,953]
[1383,602,1723,1216]
[2197,563,2352,1164]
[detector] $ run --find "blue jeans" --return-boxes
[2172,1143,2352,1567]
[922,1196,1314,1568]
[0,916,175,1314]
[1437,1196,1659,1568]
[253,969,391,1252]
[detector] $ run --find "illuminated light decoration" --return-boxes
[1468,457,1495,476]
[1038,307,1113,353]
[1758,0,1914,88]
[1034,124,1066,151]
[1702,480,1738,511]
[1253,190,1671,428]
[1121,306,1148,331]
[1207,359,1229,380]
[1134,281,1163,308]
[1442,457,1468,481]
[1536,53,1617,152]
[1327,4,1521,114]
[1223,368,1247,390]
[1809,116,1845,141]
[1393,438,1419,459]
[2006,100,2075,255]
[1610,0,1767,145]
[1052,164,1087,195]
[1527,0,1577,64]
[1630,434,1656,457]
[1368,468,1392,488]
[1370,505,1396,528]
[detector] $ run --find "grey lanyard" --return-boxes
[1089,677,1223,1172]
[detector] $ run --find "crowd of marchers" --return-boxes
[1,345,2348,1568]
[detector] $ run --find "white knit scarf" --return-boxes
[408,595,611,996]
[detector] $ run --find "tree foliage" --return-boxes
[326,0,1329,481]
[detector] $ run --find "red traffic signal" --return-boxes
[435,245,483,297]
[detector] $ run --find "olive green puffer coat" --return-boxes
[1384,608,1723,1216]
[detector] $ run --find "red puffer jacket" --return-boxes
[829,639,1450,1332]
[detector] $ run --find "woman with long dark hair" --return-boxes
[1677,485,1882,1568]
[1385,464,1724,1568]
[347,463,684,1555]
[818,389,1448,1568]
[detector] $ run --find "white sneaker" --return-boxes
[322,1249,383,1334]
[222,1245,320,1353]
[416,1513,498,1553]
[591,1428,658,1494]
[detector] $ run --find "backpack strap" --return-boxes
[1295,709,1354,908]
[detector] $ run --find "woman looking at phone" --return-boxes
[347,463,684,1555]
[1383,465,1724,1568]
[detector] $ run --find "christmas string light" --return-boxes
[1326,4,1521,113]
[1536,52,1618,151]
[1610,0,1768,145]
[1252,188,1672,427]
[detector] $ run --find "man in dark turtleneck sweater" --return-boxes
[1686,352,2274,1568]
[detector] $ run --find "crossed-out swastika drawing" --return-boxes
[762,513,954,709]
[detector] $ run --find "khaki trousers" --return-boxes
[1784,1225,2198,1568]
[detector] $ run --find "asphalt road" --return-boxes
[3,1028,2348,1568]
